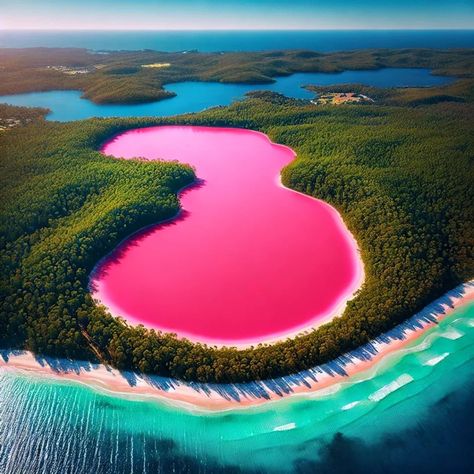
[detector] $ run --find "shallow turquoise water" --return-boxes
[1,302,473,473]
[0,68,453,122]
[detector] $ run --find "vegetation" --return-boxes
[307,78,474,106]
[0,47,473,104]
[0,51,473,383]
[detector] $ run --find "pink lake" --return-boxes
[91,126,363,346]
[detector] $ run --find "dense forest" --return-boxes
[1,62,474,382]
[0,47,473,104]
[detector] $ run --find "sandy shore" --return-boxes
[1,281,473,412]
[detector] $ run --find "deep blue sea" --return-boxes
[1,29,473,52]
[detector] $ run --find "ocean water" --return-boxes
[1,30,474,52]
[1,302,473,473]
[0,68,453,122]
[91,126,362,344]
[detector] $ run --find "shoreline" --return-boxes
[91,126,365,349]
[2,280,473,412]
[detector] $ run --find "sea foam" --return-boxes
[369,374,414,402]
[273,422,296,431]
[341,401,360,411]
[423,352,450,367]
[440,328,464,340]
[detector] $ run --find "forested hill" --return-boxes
[1,93,473,382]
[0,47,472,104]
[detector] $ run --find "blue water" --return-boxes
[1,29,474,52]
[1,296,473,473]
[0,68,453,121]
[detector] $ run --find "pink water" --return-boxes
[91,126,363,345]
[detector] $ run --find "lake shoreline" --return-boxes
[2,280,473,413]
[0,67,454,120]
[92,127,365,348]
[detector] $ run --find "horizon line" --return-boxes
[2,27,474,32]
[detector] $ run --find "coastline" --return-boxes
[2,280,473,412]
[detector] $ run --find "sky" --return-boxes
[1,0,473,30]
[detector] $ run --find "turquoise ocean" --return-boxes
[1,301,473,473]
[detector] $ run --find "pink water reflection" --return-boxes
[91,126,363,345]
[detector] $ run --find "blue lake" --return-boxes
[0,68,453,122]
